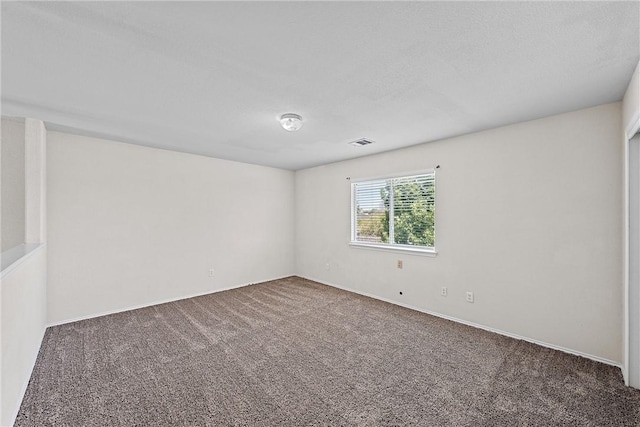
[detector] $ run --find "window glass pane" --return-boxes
[392,174,435,247]
[354,180,389,243]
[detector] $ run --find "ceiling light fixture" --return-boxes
[279,113,303,132]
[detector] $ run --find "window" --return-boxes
[350,170,436,255]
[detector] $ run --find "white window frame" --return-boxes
[349,169,437,256]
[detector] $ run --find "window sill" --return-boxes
[349,242,437,257]
[1,243,45,279]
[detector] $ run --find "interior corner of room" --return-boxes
[1,2,639,426]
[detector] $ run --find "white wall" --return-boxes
[1,119,25,252]
[623,61,640,139]
[47,131,295,324]
[1,247,47,427]
[624,60,640,387]
[24,119,47,245]
[0,118,47,427]
[628,134,640,387]
[295,102,623,364]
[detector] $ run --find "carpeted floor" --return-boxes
[15,276,640,426]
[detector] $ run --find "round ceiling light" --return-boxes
[279,113,303,132]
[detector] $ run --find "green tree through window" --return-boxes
[352,172,435,250]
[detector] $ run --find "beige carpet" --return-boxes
[15,276,640,426]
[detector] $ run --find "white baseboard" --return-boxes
[47,275,292,327]
[45,273,623,369]
[301,275,623,370]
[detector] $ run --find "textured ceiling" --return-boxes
[2,2,639,170]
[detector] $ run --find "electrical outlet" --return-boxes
[466,291,474,303]
[325,262,330,271]
[441,287,447,297]
[209,268,215,277]
[397,260,403,269]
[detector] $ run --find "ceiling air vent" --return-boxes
[348,138,375,147]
